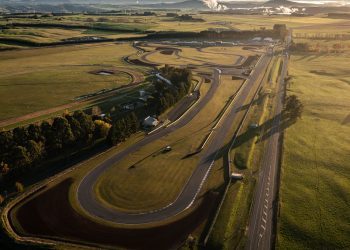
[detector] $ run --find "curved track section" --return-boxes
[77,53,271,225]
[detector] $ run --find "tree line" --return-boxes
[0,66,193,190]
[151,65,192,114]
[0,111,113,182]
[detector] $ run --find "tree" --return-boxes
[51,117,75,150]
[13,127,29,146]
[27,123,42,142]
[73,111,95,143]
[66,114,83,141]
[1,162,10,175]
[284,95,303,120]
[41,121,54,154]
[15,182,24,192]
[93,120,112,139]
[128,112,140,133]
[0,130,14,162]
[273,24,288,40]
[107,117,132,146]
[26,140,43,164]
[11,146,31,169]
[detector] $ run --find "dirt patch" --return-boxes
[11,178,218,249]
[242,46,258,50]
[129,58,159,67]
[342,114,350,125]
[232,75,244,80]
[90,70,116,76]
[160,50,174,55]
[310,70,335,76]
[155,47,181,52]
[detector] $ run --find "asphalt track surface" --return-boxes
[246,54,288,250]
[77,53,272,225]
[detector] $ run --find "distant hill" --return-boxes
[262,0,314,7]
[136,0,209,10]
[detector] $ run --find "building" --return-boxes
[263,37,274,42]
[231,173,244,180]
[252,37,262,41]
[156,73,172,86]
[143,116,159,127]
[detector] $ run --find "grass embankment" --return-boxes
[277,53,350,249]
[0,43,144,120]
[94,76,243,213]
[206,55,280,249]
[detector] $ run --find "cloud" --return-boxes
[202,0,228,11]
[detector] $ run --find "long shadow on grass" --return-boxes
[200,112,297,166]
[237,92,268,112]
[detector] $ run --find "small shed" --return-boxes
[231,173,244,180]
[249,123,259,129]
[143,116,159,127]
[264,37,274,42]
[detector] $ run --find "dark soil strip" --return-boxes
[11,179,218,249]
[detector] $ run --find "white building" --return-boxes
[156,73,172,86]
[143,116,159,127]
[252,37,262,41]
[264,37,274,42]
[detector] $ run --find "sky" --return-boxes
[218,0,349,3]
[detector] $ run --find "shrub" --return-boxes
[15,182,24,192]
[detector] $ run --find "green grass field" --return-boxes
[2,12,350,249]
[0,43,143,120]
[94,76,243,212]
[277,53,350,249]
[138,44,256,69]
[0,27,145,44]
[206,54,278,249]
[3,13,348,40]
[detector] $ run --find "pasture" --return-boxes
[0,26,144,43]
[0,43,144,120]
[94,76,244,212]
[278,52,350,249]
[141,44,255,68]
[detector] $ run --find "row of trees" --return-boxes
[107,113,139,146]
[294,32,350,41]
[290,41,348,53]
[0,111,111,181]
[0,66,193,190]
[152,66,192,114]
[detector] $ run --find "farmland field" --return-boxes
[0,43,144,120]
[277,53,350,249]
[1,9,350,250]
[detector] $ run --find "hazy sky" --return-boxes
[221,0,349,2]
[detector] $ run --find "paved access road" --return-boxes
[246,53,288,250]
[77,53,272,225]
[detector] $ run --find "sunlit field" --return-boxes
[278,52,350,249]
[0,43,140,120]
